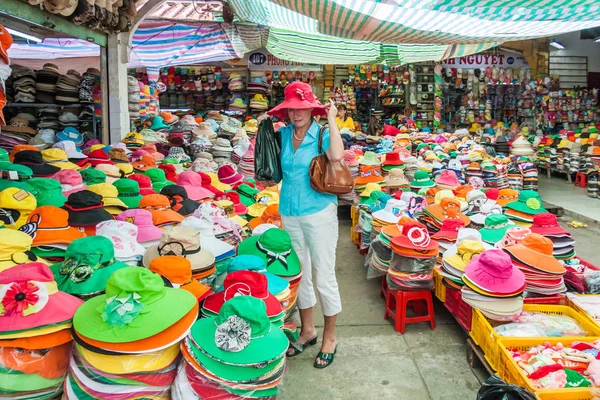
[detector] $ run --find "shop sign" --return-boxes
[247,49,320,71]
[443,52,529,69]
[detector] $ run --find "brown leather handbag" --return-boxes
[309,126,354,195]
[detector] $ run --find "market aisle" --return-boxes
[280,213,481,400]
[538,175,600,222]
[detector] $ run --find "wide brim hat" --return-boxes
[143,243,215,273]
[236,236,300,277]
[143,208,184,227]
[181,185,213,201]
[503,243,564,274]
[118,193,143,209]
[479,224,514,244]
[267,82,326,119]
[203,290,281,319]
[50,259,129,297]
[505,199,547,215]
[464,251,526,294]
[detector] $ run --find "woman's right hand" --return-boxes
[257,113,271,124]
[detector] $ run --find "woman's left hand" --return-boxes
[326,99,338,121]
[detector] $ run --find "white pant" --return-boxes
[282,203,342,316]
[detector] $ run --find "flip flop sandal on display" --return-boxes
[287,336,318,358]
[314,345,338,369]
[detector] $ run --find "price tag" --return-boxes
[8,171,18,180]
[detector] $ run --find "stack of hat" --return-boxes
[116,209,163,248]
[504,233,567,296]
[181,296,288,398]
[421,198,470,232]
[227,73,244,92]
[55,70,81,104]
[510,136,534,157]
[0,117,37,149]
[344,150,359,178]
[0,262,83,399]
[441,239,486,290]
[237,143,255,180]
[434,170,460,190]
[381,152,404,174]
[79,68,99,104]
[461,249,526,320]
[38,108,60,131]
[371,197,407,228]
[36,63,60,103]
[354,165,385,195]
[504,190,546,224]
[529,212,575,260]
[211,138,234,163]
[519,160,538,191]
[67,267,198,399]
[410,170,435,192]
[403,157,420,182]
[432,219,466,254]
[11,66,36,103]
[366,222,398,276]
[387,221,439,290]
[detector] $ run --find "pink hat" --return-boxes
[140,144,164,161]
[435,170,460,188]
[0,262,83,332]
[464,249,525,294]
[217,164,243,185]
[130,150,149,162]
[116,209,163,243]
[267,82,327,119]
[344,150,359,167]
[177,171,214,201]
[54,169,87,197]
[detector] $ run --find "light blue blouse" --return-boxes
[278,120,338,217]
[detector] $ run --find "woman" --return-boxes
[367,110,384,136]
[259,81,344,369]
[335,104,355,131]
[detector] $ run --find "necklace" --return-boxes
[293,129,305,141]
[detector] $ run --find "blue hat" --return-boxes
[205,119,218,131]
[150,116,170,131]
[219,255,290,296]
[56,127,83,145]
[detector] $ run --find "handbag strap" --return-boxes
[317,125,327,155]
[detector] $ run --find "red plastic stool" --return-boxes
[384,289,436,334]
[380,277,388,300]
[574,172,587,188]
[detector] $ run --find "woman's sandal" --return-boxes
[286,336,318,358]
[314,344,338,369]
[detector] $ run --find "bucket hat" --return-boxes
[504,233,565,275]
[26,178,67,207]
[20,205,85,248]
[62,190,113,227]
[495,228,532,250]
[424,197,471,226]
[128,174,156,196]
[143,226,215,272]
[160,185,200,216]
[179,216,236,261]
[215,192,248,216]
[390,221,439,258]
[372,199,406,224]
[432,219,465,241]
[113,179,143,209]
[382,152,404,168]
[116,209,163,244]
[13,151,60,177]
[411,170,435,188]
[237,228,301,277]
[139,144,164,161]
[145,168,175,192]
[96,220,145,265]
[158,164,179,183]
[0,262,83,333]
[505,190,546,215]
[267,82,326,119]
[243,119,258,133]
[203,271,282,318]
[41,148,80,170]
[464,249,526,294]
[133,154,157,172]
[49,236,129,298]
[236,184,259,207]
[0,187,37,229]
[176,171,214,201]
[149,256,211,301]
[87,183,128,214]
[217,165,243,186]
[108,148,129,163]
[95,164,121,184]
[443,240,486,273]
[343,150,359,167]
[223,255,289,296]
[247,191,279,218]
[72,267,197,344]
[360,182,383,198]
[529,213,570,237]
[435,170,461,188]
[88,149,114,167]
[150,116,170,131]
[189,296,288,366]
[80,169,106,186]
[53,140,86,160]
[122,132,145,147]
[496,189,519,207]
[385,169,409,187]
[479,214,515,244]
[138,194,184,226]
[0,163,33,181]
[358,151,381,166]
[54,170,86,197]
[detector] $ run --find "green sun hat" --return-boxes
[113,178,143,208]
[0,179,35,193]
[50,236,130,298]
[26,178,67,207]
[235,184,259,207]
[0,369,63,392]
[411,170,435,188]
[190,296,288,367]
[416,143,430,152]
[0,163,33,180]
[80,168,106,185]
[237,228,301,277]
[144,168,175,192]
[0,149,11,166]
[31,245,67,259]
[479,214,514,244]
[360,190,386,206]
[505,190,547,215]
[358,151,381,166]
[73,267,196,343]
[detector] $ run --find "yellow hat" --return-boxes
[0,322,70,339]
[468,123,481,133]
[247,190,279,218]
[122,132,144,146]
[207,172,231,192]
[89,144,106,153]
[0,188,37,230]
[95,164,121,183]
[442,239,485,271]
[87,183,128,212]
[115,163,134,176]
[41,148,80,170]
[360,182,382,197]
[0,229,48,272]
[215,200,249,227]
[77,343,180,375]
[557,139,569,149]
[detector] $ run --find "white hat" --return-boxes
[96,220,145,264]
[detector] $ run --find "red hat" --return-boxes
[159,164,178,183]
[383,152,404,166]
[391,222,439,252]
[529,212,570,237]
[128,174,156,196]
[198,172,221,195]
[202,270,282,318]
[217,165,243,186]
[267,82,327,119]
[485,188,500,201]
[214,192,247,215]
[431,219,465,241]
[88,149,114,167]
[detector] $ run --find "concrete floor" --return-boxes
[539,174,600,223]
[279,206,600,400]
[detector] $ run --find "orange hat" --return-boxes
[0,342,71,379]
[497,189,520,207]
[504,233,565,274]
[0,328,72,350]
[9,145,39,162]
[24,206,86,246]
[354,166,385,185]
[453,184,473,200]
[138,194,184,226]
[0,25,13,65]
[132,154,157,172]
[424,198,471,226]
[149,256,211,301]
[425,188,439,205]
[248,204,282,230]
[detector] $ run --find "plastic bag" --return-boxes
[494,311,587,337]
[476,375,537,400]
[254,119,282,183]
